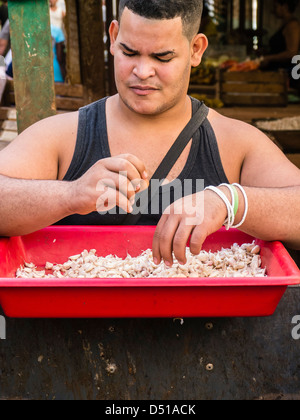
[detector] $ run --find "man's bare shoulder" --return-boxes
[207,108,268,164]
[33,111,79,139]
[208,108,265,144]
[6,110,79,150]
[208,108,300,187]
[0,111,79,180]
[208,107,295,156]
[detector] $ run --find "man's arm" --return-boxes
[152,117,300,266]
[0,175,75,236]
[235,119,300,249]
[0,113,76,236]
[224,186,300,249]
[0,113,147,236]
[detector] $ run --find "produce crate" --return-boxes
[265,130,300,153]
[254,116,300,153]
[220,71,288,107]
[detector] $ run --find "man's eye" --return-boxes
[122,51,173,62]
[122,51,136,57]
[156,57,173,63]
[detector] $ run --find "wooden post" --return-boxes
[8,0,56,134]
[77,0,106,104]
[65,0,81,85]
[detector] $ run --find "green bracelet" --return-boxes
[230,185,239,217]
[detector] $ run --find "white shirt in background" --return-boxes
[50,5,65,29]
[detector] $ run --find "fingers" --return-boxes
[153,212,211,267]
[189,226,207,256]
[103,154,149,187]
[173,222,196,265]
[152,214,169,265]
[97,169,146,214]
[153,220,207,266]
[118,154,148,181]
[94,154,149,214]
[96,185,132,214]
[99,170,136,202]
[152,215,181,266]
[76,154,148,216]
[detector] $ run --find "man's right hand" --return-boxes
[70,154,149,216]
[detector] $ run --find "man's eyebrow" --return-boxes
[120,42,175,57]
[153,50,176,57]
[120,43,139,54]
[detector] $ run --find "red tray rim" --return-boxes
[0,226,299,288]
[0,278,297,287]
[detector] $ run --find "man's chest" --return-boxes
[109,135,193,183]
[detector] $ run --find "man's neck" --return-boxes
[113,94,192,132]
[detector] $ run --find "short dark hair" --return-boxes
[276,0,299,13]
[119,0,204,40]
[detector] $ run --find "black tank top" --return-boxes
[56,96,229,226]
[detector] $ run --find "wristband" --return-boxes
[231,183,249,228]
[204,186,234,230]
[219,184,239,217]
[231,185,239,217]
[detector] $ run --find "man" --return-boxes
[0,0,299,268]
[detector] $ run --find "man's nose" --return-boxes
[133,58,156,80]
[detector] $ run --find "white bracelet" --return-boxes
[231,183,249,228]
[219,183,235,226]
[204,186,234,230]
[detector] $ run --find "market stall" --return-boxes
[189,0,300,169]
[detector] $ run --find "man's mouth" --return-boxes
[130,85,159,96]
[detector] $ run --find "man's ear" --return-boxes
[109,20,119,56]
[190,33,208,67]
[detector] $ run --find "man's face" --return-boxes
[110,8,199,116]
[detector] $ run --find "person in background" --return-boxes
[261,0,300,72]
[51,24,66,82]
[0,18,9,57]
[0,20,66,82]
[0,0,8,28]
[50,0,66,30]
[0,19,12,78]
[57,0,66,15]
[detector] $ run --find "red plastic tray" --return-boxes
[0,226,299,318]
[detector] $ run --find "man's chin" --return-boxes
[120,94,174,117]
[123,98,161,116]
